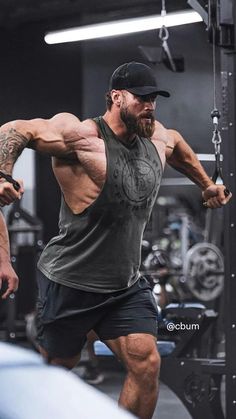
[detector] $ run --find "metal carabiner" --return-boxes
[159,26,177,72]
[159,25,169,42]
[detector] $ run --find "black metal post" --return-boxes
[220,0,236,417]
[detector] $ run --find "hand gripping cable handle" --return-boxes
[0,170,21,192]
[202,184,231,208]
[223,188,231,197]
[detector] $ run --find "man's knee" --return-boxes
[128,348,160,378]
[124,335,161,381]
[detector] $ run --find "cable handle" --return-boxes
[0,170,21,192]
[203,108,231,205]
[203,188,231,207]
[203,18,231,206]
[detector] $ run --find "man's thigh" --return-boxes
[94,277,158,341]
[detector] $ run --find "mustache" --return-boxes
[139,113,155,119]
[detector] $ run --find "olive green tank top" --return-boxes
[38,116,163,292]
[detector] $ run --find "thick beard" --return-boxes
[120,107,155,138]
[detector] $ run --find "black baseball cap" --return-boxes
[109,61,170,97]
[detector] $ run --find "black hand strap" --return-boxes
[0,170,20,191]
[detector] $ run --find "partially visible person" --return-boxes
[0,176,23,206]
[0,210,19,299]
[0,176,23,298]
[0,342,134,419]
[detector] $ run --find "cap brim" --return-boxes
[126,86,170,97]
[156,90,170,98]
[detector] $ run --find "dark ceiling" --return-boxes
[0,0,206,28]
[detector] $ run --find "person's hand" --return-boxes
[0,179,24,206]
[0,261,19,299]
[202,184,232,209]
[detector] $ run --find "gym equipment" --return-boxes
[159,24,185,73]
[94,340,176,358]
[141,208,225,303]
[183,242,224,301]
[138,0,185,72]
[158,3,235,417]
[202,10,231,203]
[179,91,229,302]
[94,302,224,419]
[0,170,20,191]
[182,3,230,304]
[141,38,232,300]
[0,200,43,342]
[159,302,224,419]
[217,1,236,417]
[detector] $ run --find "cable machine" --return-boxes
[161,1,236,418]
[218,0,236,417]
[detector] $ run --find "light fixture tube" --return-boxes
[45,10,202,45]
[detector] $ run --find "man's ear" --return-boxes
[111,90,122,106]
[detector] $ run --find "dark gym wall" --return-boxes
[0,24,83,242]
[82,22,215,154]
[0,25,82,122]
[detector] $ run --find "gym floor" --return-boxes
[73,358,192,419]
[94,372,191,419]
[6,339,226,418]
[73,350,226,419]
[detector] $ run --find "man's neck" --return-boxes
[102,111,136,144]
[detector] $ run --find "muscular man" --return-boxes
[0,62,231,419]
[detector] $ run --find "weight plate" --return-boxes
[183,243,224,301]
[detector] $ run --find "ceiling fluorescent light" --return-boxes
[45,10,202,45]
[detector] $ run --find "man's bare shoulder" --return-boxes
[49,114,99,142]
[153,121,181,146]
[50,112,79,124]
[49,113,88,132]
[151,120,169,144]
[150,121,180,164]
[81,118,100,136]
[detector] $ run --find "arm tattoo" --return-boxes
[0,128,29,174]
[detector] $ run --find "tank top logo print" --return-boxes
[113,151,162,209]
[122,159,156,203]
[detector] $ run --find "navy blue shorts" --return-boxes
[36,271,158,358]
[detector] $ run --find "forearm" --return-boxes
[0,211,10,262]
[0,209,19,299]
[0,123,30,175]
[167,132,214,190]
